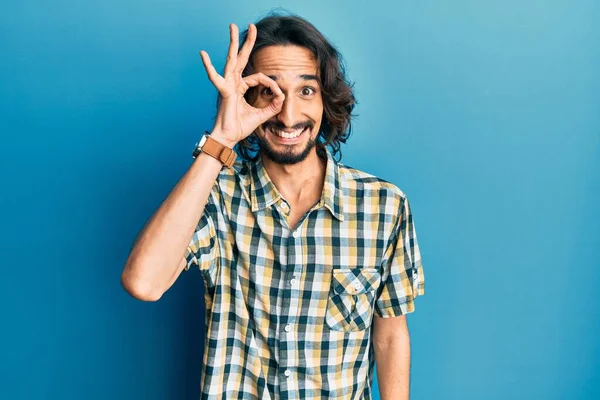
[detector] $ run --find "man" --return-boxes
[122,13,425,400]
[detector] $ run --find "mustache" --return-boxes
[262,120,314,131]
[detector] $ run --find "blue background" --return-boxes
[1,0,599,399]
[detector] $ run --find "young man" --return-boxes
[122,14,425,400]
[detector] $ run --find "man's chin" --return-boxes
[258,135,317,165]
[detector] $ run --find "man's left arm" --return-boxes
[372,314,411,400]
[372,194,425,400]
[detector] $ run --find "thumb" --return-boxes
[255,94,284,124]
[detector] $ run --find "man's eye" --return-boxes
[261,87,274,96]
[301,87,315,96]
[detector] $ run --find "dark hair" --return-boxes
[236,12,356,162]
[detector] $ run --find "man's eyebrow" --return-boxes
[299,74,320,82]
[266,74,320,83]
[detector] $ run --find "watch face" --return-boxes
[198,134,208,148]
[192,134,209,158]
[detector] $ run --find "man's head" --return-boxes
[237,14,356,164]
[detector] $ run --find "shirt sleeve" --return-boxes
[183,182,220,272]
[375,195,425,317]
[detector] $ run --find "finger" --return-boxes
[243,73,285,123]
[223,24,239,77]
[256,94,285,124]
[236,24,257,74]
[199,50,225,90]
[243,72,281,94]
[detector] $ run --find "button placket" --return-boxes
[279,229,302,398]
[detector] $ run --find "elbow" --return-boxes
[372,317,411,350]
[121,263,163,302]
[373,332,410,352]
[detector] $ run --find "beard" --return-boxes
[257,121,317,165]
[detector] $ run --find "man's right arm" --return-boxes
[120,131,234,301]
[121,22,284,301]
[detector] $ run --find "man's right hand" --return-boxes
[199,23,285,148]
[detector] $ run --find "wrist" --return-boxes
[209,130,238,149]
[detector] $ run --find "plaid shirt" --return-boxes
[185,149,425,399]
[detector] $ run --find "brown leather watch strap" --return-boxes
[201,136,237,168]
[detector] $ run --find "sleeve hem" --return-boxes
[183,246,198,272]
[374,299,416,318]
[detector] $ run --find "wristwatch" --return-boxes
[192,132,237,168]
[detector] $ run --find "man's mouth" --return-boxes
[266,125,310,140]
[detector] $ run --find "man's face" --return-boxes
[250,45,324,165]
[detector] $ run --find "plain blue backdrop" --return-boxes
[1,0,599,399]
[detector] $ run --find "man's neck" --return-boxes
[260,149,326,205]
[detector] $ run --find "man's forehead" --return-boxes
[252,45,319,80]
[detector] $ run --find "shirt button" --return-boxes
[280,201,289,212]
[290,278,297,286]
[284,324,291,332]
[284,370,291,377]
[353,281,362,291]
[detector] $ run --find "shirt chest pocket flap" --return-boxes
[325,267,382,332]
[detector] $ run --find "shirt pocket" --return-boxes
[325,267,382,332]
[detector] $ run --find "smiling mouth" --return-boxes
[267,126,309,139]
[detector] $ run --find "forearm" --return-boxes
[373,333,411,400]
[122,132,233,300]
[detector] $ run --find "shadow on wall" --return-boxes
[100,138,208,397]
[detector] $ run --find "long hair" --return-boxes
[235,13,356,162]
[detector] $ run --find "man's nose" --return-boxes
[276,95,300,128]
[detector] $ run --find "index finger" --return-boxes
[236,24,257,74]
[223,23,239,77]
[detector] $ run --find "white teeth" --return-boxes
[270,127,306,139]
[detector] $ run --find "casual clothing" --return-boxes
[185,149,425,399]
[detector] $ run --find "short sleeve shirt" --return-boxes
[185,149,425,399]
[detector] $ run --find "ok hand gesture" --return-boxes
[200,24,285,147]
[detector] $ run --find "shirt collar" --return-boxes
[246,148,346,221]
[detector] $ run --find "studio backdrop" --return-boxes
[1,0,598,399]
